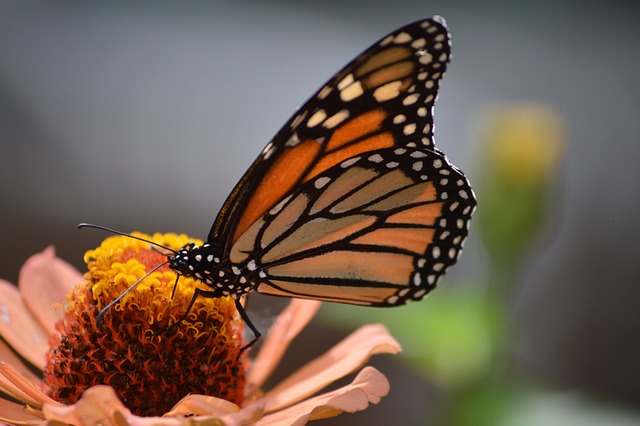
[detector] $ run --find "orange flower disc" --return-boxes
[42,233,247,417]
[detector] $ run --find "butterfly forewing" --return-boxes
[230,146,475,306]
[209,17,453,252]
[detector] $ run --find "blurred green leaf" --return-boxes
[319,285,505,388]
[496,389,640,426]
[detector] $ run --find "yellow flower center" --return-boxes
[43,233,247,417]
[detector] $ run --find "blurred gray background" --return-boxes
[1,1,639,424]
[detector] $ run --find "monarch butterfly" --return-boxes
[85,16,475,348]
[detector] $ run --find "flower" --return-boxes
[0,237,401,425]
[479,103,566,189]
[44,233,246,416]
[474,103,567,275]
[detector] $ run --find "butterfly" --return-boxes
[88,16,476,348]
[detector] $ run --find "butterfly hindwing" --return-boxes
[229,146,475,306]
[209,17,453,252]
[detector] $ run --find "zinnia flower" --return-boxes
[0,234,401,425]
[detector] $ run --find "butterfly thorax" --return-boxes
[169,242,262,298]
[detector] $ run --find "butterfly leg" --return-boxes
[157,287,261,353]
[153,287,204,336]
[169,274,179,299]
[233,297,261,353]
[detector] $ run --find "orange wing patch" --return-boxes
[267,250,414,286]
[330,169,413,214]
[364,61,414,89]
[310,166,379,214]
[232,140,321,244]
[307,132,394,179]
[386,202,444,227]
[303,108,394,180]
[262,215,376,264]
[325,109,387,151]
[364,181,438,212]
[258,280,400,305]
[351,227,436,255]
[355,46,412,77]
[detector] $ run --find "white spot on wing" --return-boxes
[413,274,422,286]
[341,157,361,168]
[418,52,433,65]
[340,80,364,101]
[368,154,383,163]
[394,32,412,44]
[317,85,333,100]
[393,114,406,124]
[403,93,419,105]
[290,111,307,129]
[285,132,300,147]
[414,289,427,299]
[323,110,349,129]
[269,194,292,215]
[337,74,354,90]
[380,35,394,46]
[373,81,403,102]
[314,176,331,189]
[403,123,416,135]
[307,109,327,128]
[411,38,426,48]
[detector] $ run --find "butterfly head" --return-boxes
[169,242,214,279]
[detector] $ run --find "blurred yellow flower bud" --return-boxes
[474,104,567,284]
[481,104,566,188]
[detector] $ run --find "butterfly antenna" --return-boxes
[78,223,176,254]
[96,260,170,327]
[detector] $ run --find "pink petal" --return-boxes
[256,366,390,426]
[0,339,40,385]
[19,246,82,334]
[42,386,141,426]
[168,396,265,426]
[0,362,59,409]
[0,280,49,370]
[0,398,46,425]
[43,386,263,426]
[166,394,241,416]
[246,299,321,398]
[261,324,400,412]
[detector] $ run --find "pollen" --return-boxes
[42,233,247,417]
